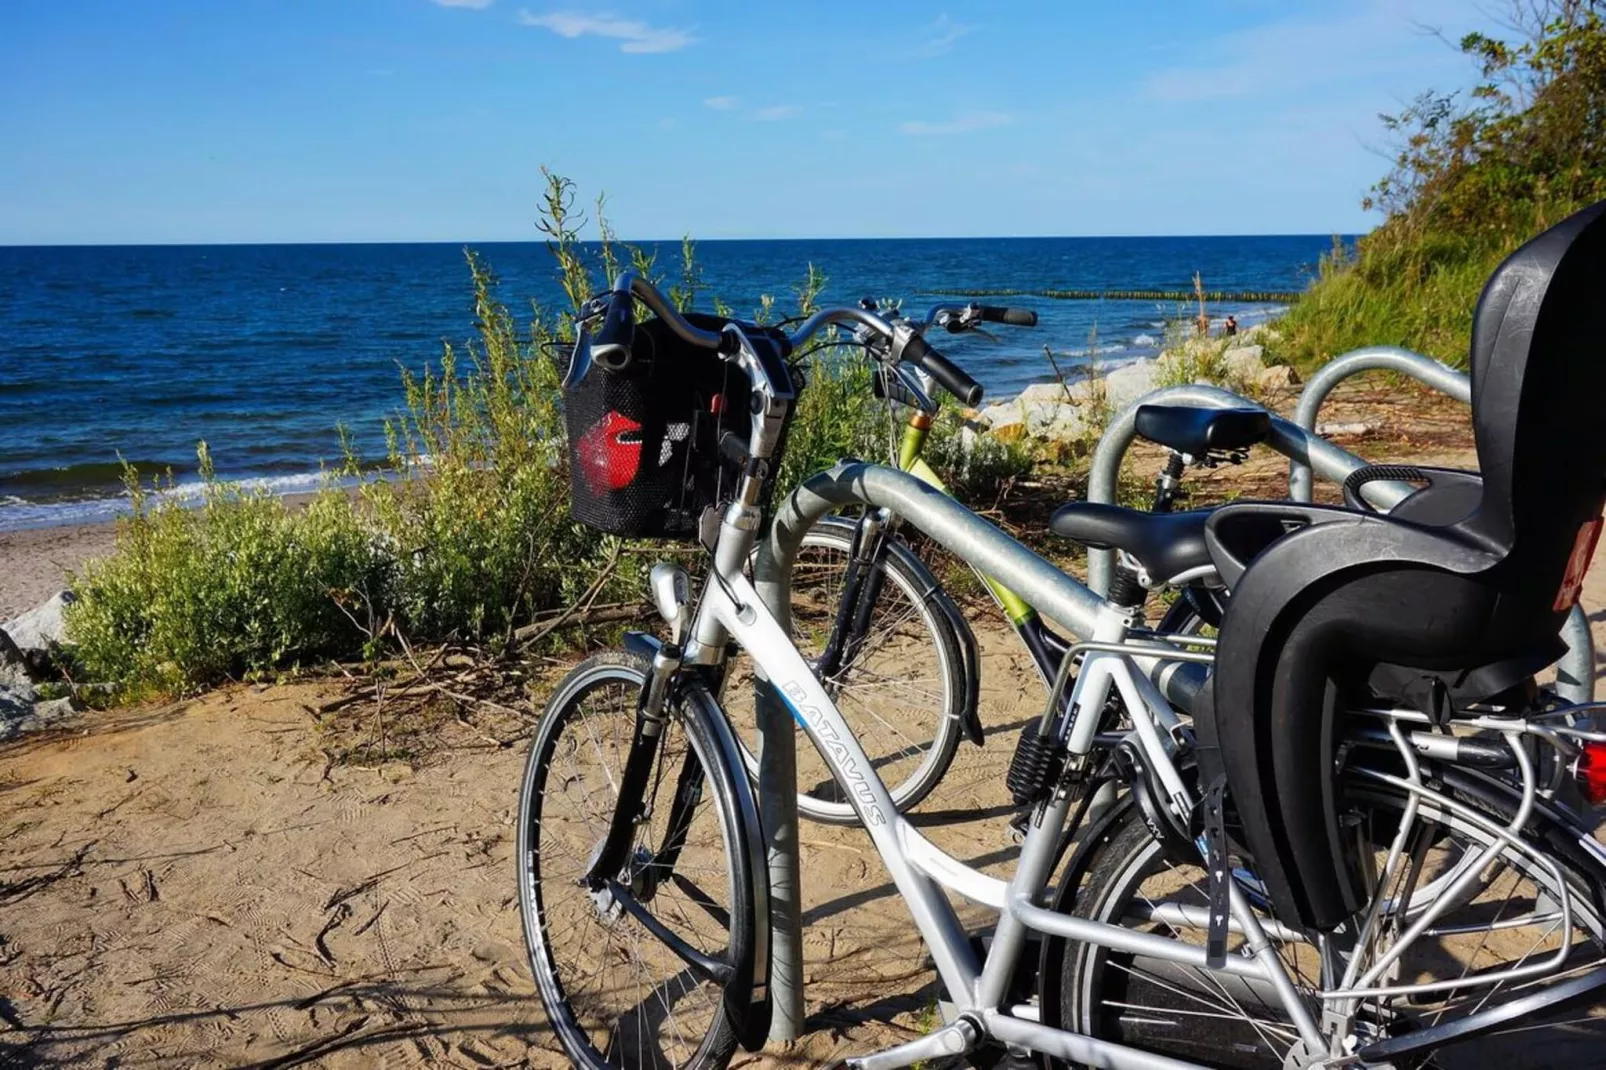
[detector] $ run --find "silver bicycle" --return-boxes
[517,271,1606,1069]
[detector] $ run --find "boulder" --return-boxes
[0,640,42,741]
[1221,344,1267,381]
[1099,360,1164,412]
[3,589,76,661]
[976,401,1028,441]
[978,394,1092,443]
[3,697,79,740]
[1257,364,1300,391]
[1017,381,1075,406]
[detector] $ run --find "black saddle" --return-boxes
[1134,404,1270,456]
[1198,199,1606,934]
[1049,503,1214,584]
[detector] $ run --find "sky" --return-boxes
[0,0,1507,243]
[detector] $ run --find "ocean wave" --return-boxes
[0,469,360,533]
[1132,333,1158,347]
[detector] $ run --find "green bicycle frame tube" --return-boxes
[899,422,1037,626]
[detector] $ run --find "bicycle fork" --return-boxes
[816,507,895,681]
[582,639,700,889]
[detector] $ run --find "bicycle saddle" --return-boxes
[1134,404,1270,456]
[1198,198,1606,934]
[1048,503,1214,584]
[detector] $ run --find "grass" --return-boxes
[1269,3,1606,371]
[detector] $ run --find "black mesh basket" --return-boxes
[561,312,790,541]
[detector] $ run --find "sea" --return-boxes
[0,235,1340,531]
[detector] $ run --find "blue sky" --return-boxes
[1,0,1502,243]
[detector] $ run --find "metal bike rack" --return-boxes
[1287,345,1470,503]
[750,461,1207,1042]
[1086,376,1595,703]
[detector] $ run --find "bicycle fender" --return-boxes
[681,677,774,1052]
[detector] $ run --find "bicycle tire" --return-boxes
[1041,772,1606,1069]
[734,517,968,825]
[518,651,759,1070]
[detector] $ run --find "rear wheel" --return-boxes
[518,652,758,1070]
[1044,773,1606,1068]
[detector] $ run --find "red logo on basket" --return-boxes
[1554,515,1603,612]
[577,411,643,493]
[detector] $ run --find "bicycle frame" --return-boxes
[677,485,1327,1069]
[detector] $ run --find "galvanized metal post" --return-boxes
[752,674,803,1041]
[1289,346,1471,502]
[750,463,1208,1037]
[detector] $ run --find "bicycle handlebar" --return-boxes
[976,305,1038,327]
[588,272,983,405]
[589,272,732,370]
[903,333,983,405]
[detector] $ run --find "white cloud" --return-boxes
[754,104,802,122]
[1142,0,1483,103]
[915,13,974,58]
[433,0,495,8]
[900,110,1014,136]
[518,9,697,53]
[703,95,739,110]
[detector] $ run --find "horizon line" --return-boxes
[0,230,1367,250]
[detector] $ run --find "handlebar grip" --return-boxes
[591,288,637,370]
[977,305,1038,327]
[905,334,983,406]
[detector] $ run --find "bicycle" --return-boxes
[518,201,1606,1070]
[746,296,1272,823]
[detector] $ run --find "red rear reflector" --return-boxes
[1573,741,1606,806]
[1554,516,1602,612]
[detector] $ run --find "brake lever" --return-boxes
[874,363,937,414]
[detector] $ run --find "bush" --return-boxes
[70,454,389,692]
[1272,1,1606,370]
[68,248,610,692]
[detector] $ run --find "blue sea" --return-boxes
[0,235,1338,531]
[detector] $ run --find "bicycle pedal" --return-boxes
[840,1018,979,1069]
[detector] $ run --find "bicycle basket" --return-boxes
[561,312,790,541]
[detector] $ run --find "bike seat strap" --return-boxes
[1134,404,1270,456]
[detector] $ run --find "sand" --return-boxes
[0,522,118,622]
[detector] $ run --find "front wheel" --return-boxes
[517,652,760,1070]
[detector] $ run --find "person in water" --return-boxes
[1223,314,1238,337]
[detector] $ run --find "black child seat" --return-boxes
[1195,200,1606,933]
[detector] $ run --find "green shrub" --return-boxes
[70,453,389,692]
[1273,2,1606,370]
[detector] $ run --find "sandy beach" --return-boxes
[0,522,118,621]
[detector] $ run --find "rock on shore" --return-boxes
[1,589,79,739]
[976,329,1296,444]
